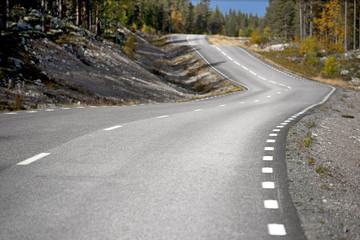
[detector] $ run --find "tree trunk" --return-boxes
[345,0,348,51]
[354,0,356,49]
[95,3,100,35]
[78,0,82,27]
[58,0,63,19]
[86,0,90,29]
[310,0,313,38]
[41,0,45,33]
[299,0,303,40]
[2,0,10,30]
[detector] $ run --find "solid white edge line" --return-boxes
[104,125,122,131]
[268,224,287,236]
[264,200,279,209]
[17,153,51,165]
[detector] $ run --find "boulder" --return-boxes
[340,70,350,75]
[50,17,63,29]
[13,21,32,31]
[10,58,24,71]
[29,9,42,19]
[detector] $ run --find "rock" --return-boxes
[44,56,52,61]
[29,9,42,19]
[13,21,32,31]
[10,58,24,71]
[320,57,328,63]
[263,43,289,52]
[50,17,63,29]
[357,55,360,59]
[34,79,43,85]
[340,70,350,75]
[34,25,42,32]
[63,44,74,54]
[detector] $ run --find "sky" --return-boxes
[191,0,269,17]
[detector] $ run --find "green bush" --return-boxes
[299,36,320,56]
[322,56,339,76]
[124,33,136,60]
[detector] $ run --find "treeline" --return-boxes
[0,0,262,37]
[264,0,360,52]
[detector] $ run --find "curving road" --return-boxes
[0,34,335,239]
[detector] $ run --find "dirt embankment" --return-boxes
[0,14,240,111]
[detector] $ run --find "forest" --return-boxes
[1,0,360,53]
[0,0,262,37]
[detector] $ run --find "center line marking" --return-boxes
[262,182,275,189]
[267,139,276,143]
[194,109,203,112]
[219,104,226,107]
[263,156,274,161]
[17,153,51,165]
[264,200,279,209]
[265,147,274,151]
[156,115,169,119]
[104,125,122,131]
[262,167,273,173]
[267,95,272,98]
[268,224,286,236]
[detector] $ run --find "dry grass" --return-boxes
[207,35,247,47]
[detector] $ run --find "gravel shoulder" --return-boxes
[286,88,360,240]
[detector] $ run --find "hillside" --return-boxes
[0,10,240,111]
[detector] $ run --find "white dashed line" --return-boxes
[103,125,122,131]
[241,65,248,70]
[272,129,281,132]
[194,109,203,112]
[219,104,226,107]
[262,167,273,173]
[262,182,275,189]
[156,115,169,119]
[263,156,273,161]
[5,112,17,115]
[27,111,37,113]
[280,123,287,125]
[268,224,286,236]
[254,100,259,102]
[277,125,284,128]
[264,200,279,209]
[277,92,282,94]
[249,71,257,76]
[17,153,50,165]
[264,147,274,151]
[267,95,271,98]
[45,109,54,112]
[267,139,276,143]
[228,57,233,61]
[269,133,278,137]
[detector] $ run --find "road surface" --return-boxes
[0,34,335,239]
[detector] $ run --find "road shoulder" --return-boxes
[286,88,360,239]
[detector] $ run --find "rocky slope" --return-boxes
[0,9,240,111]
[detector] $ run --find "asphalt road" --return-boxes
[0,34,335,239]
